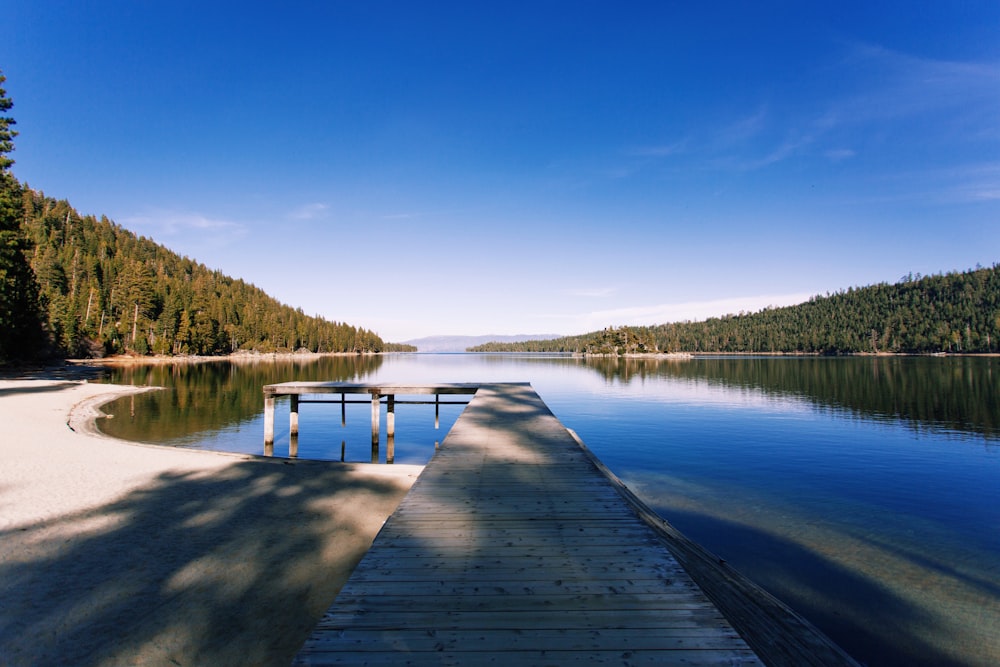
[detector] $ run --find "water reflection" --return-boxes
[100,355,384,444]
[91,353,1000,666]
[98,354,999,453]
[569,355,1000,442]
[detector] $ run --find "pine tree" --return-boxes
[0,71,16,173]
[0,70,47,363]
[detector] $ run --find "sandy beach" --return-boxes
[0,379,422,666]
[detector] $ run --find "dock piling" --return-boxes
[263,395,275,446]
[386,394,395,463]
[262,382,479,459]
[370,392,380,449]
[265,382,857,667]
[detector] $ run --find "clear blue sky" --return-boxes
[4,2,998,342]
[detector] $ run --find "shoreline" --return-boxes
[68,349,384,368]
[0,378,422,666]
[53,349,1000,371]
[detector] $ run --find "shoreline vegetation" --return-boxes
[41,347,998,374]
[468,265,1000,356]
[70,348,387,367]
[568,350,1000,358]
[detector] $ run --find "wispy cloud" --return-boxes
[875,161,1000,204]
[287,202,329,220]
[942,163,1000,203]
[739,133,816,170]
[567,287,617,298]
[716,107,769,147]
[696,105,818,172]
[581,293,815,329]
[704,44,998,173]
[627,141,688,158]
[824,148,856,162]
[122,210,245,238]
[827,42,1000,132]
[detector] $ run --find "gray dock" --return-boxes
[279,382,857,666]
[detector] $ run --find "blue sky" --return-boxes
[4,2,998,342]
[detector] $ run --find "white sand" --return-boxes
[0,379,422,666]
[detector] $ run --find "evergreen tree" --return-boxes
[13,182,398,358]
[0,70,47,363]
[471,266,1000,356]
[0,71,15,173]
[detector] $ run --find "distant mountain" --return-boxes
[404,334,564,353]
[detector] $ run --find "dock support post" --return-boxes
[289,395,299,436]
[371,392,381,461]
[264,395,275,447]
[435,394,440,429]
[386,395,395,439]
[341,393,346,426]
[386,395,395,464]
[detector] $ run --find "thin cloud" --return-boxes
[708,44,998,173]
[886,162,1000,204]
[584,293,815,328]
[945,163,1000,202]
[287,203,329,220]
[628,141,688,158]
[122,210,245,237]
[717,106,769,147]
[567,287,617,298]
[706,107,818,171]
[825,148,856,162]
[829,42,1000,130]
[740,133,816,170]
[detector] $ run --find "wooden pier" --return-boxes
[263,382,479,460]
[278,382,857,666]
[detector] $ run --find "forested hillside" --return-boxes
[0,71,413,363]
[471,266,1000,355]
[22,190,407,358]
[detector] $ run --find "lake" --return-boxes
[98,353,1000,667]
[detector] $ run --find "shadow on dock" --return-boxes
[295,383,860,665]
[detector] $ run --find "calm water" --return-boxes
[99,354,1000,667]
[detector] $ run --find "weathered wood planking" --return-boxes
[294,383,764,666]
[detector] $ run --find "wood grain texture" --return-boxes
[294,383,764,666]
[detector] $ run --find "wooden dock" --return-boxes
[263,382,479,460]
[287,383,858,666]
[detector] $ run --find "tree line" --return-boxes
[0,70,414,363]
[470,265,1000,355]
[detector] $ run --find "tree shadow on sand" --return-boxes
[0,458,416,666]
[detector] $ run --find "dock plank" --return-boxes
[294,383,765,666]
